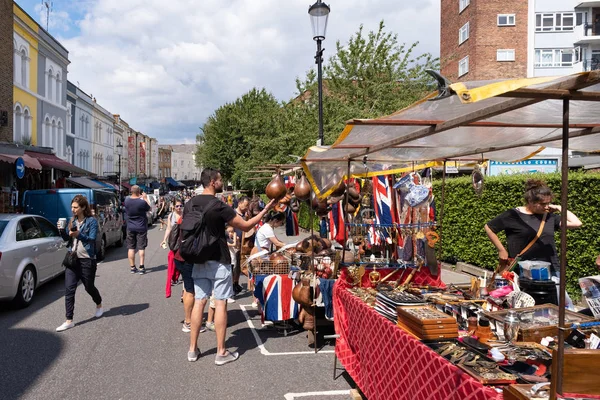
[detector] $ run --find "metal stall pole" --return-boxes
[339,159,352,271]
[438,161,447,260]
[308,184,318,353]
[555,98,570,397]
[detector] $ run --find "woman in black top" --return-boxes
[485,179,582,303]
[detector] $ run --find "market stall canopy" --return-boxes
[26,150,94,176]
[166,177,185,188]
[67,177,107,189]
[301,71,600,198]
[93,180,118,191]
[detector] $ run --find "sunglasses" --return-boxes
[175,205,183,208]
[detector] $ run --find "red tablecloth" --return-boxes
[333,277,502,400]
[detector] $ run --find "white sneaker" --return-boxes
[94,307,104,318]
[227,298,236,303]
[56,321,74,332]
[251,301,258,308]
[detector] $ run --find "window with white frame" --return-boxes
[458,56,469,77]
[23,108,30,141]
[534,48,580,67]
[20,49,27,87]
[55,72,61,104]
[497,49,515,61]
[459,0,469,13]
[13,104,22,142]
[535,12,575,32]
[459,22,470,44]
[498,14,515,26]
[47,69,53,101]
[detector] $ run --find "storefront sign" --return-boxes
[445,166,459,174]
[489,159,558,176]
[15,157,25,179]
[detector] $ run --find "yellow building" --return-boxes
[12,3,39,144]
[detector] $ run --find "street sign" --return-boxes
[15,157,25,179]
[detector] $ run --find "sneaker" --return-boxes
[56,321,74,332]
[182,322,191,333]
[130,266,138,274]
[205,322,215,332]
[187,348,201,362]
[200,326,207,333]
[251,301,258,308]
[227,298,236,304]
[137,267,146,275]
[215,350,239,366]
[94,307,104,318]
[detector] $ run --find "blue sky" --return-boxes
[14,0,441,145]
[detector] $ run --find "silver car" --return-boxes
[0,214,67,307]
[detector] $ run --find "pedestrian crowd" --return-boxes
[54,167,278,366]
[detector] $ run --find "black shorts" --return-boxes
[174,259,194,293]
[126,230,148,250]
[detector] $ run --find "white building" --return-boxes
[170,144,201,182]
[92,100,114,177]
[67,82,92,172]
[113,114,128,180]
[529,0,600,77]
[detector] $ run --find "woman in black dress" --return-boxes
[485,179,582,304]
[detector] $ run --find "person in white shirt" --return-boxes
[254,211,286,252]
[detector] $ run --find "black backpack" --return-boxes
[178,198,220,264]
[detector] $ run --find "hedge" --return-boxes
[432,171,600,297]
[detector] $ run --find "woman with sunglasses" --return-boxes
[161,199,198,332]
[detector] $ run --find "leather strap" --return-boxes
[517,212,547,257]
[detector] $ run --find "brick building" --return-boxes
[0,0,13,142]
[158,146,172,179]
[440,0,528,81]
[441,0,598,81]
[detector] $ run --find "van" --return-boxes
[22,188,124,261]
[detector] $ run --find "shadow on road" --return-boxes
[76,303,150,327]
[0,275,64,323]
[0,328,64,400]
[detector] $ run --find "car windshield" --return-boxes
[0,220,8,238]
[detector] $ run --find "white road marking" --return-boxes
[239,304,335,356]
[283,390,351,399]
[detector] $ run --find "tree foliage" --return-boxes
[196,20,439,191]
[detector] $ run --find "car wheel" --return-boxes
[14,265,36,308]
[116,230,124,247]
[97,236,107,261]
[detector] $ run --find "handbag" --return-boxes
[487,212,547,291]
[62,239,78,269]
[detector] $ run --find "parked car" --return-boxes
[22,188,124,261]
[0,214,68,307]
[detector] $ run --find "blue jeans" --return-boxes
[192,260,233,300]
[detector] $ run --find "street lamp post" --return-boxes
[116,141,123,199]
[309,0,330,146]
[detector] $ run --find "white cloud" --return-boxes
[34,3,72,32]
[56,0,440,144]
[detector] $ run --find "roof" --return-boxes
[25,151,94,176]
[169,144,197,154]
[301,71,600,198]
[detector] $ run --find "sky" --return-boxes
[16,0,441,145]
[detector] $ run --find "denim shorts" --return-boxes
[192,260,233,300]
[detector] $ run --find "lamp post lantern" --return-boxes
[116,141,123,199]
[308,0,330,146]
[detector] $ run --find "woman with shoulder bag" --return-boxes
[161,198,199,333]
[56,195,103,332]
[484,179,582,306]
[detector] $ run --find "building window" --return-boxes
[459,0,469,13]
[534,48,580,67]
[20,49,27,87]
[47,69,53,101]
[497,49,515,61]
[498,14,515,26]
[13,104,22,142]
[535,12,575,32]
[459,22,469,44]
[23,108,30,141]
[458,56,469,77]
[55,73,61,104]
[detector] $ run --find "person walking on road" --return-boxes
[187,168,275,365]
[56,195,103,332]
[124,185,151,275]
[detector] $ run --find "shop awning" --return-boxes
[121,181,132,190]
[301,71,600,198]
[67,177,106,189]
[25,151,94,176]
[93,180,118,191]
[166,177,185,187]
[0,153,42,170]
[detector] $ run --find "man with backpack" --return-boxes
[184,168,275,365]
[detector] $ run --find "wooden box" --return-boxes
[483,304,594,343]
[396,305,458,340]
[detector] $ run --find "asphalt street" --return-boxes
[0,225,354,400]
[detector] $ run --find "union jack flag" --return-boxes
[283,176,296,189]
[372,175,397,245]
[261,274,299,322]
[328,202,346,244]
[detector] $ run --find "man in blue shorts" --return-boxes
[186,168,274,365]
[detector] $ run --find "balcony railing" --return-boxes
[583,58,600,71]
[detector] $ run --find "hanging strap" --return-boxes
[516,212,548,257]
